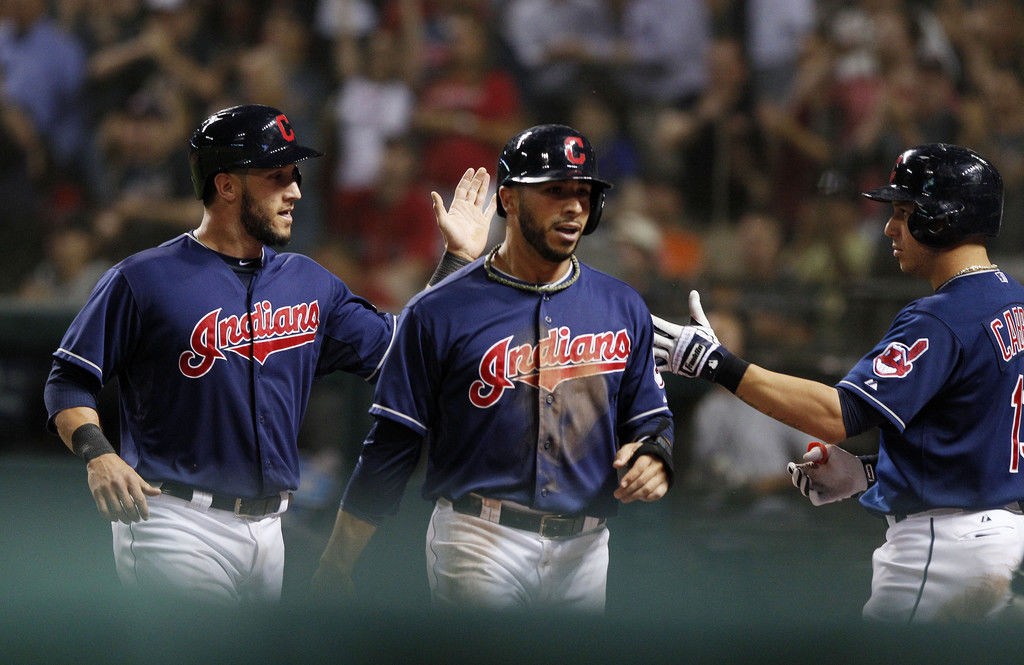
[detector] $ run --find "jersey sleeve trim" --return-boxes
[837,379,906,432]
[53,347,103,380]
[365,313,398,382]
[623,405,671,425]
[369,403,427,435]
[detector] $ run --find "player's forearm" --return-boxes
[318,510,377,574]
[734,365,847,443]
[54,407,102,453]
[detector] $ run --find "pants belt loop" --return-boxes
[583,516,602,532]
[189,489,213,513]
[479,496,502,523]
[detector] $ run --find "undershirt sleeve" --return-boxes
[837,384,886,438]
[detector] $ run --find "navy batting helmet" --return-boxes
[496,124,612,234]
[862,143,1003,248]
[188,104,323,200]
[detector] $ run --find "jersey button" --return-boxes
[544,316,552,323]
[541,488,549,497]
[545,395,553,405]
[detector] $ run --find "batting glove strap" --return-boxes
[858,454,878,488]
[71,423,116,463]
[629,436,675,487]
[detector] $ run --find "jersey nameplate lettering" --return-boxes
[989,305,1024,362]
[469,327,630,408]
[179,300,320,378]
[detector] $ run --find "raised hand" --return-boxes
[652,291,721,377]
[432,167,496,262]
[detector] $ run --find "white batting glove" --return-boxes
[787,443,877,506]
[652,291,720,378]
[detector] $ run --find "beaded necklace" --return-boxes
[482,246,581,294]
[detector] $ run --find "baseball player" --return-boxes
[312,124,674,611]
[652,143,1024,623]
[42,104,492,605]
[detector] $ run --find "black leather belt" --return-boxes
[160,480,291,518]
[450,494,605,539]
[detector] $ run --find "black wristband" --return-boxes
[71,423,115,463]
[627,436,675,487]
[428,251,472,286]
[702,347,750,393]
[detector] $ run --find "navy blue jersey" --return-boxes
[838,270,1024,515]
[343,258,673,520]
[48,233,395,497]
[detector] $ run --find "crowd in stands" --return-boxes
[5,0,1024,499]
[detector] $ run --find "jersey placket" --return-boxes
[535,293,561,508]
[245,270,271,494]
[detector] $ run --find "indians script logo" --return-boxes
[179,300,320,378]
[469,327,630,408]
[872,338,929,378]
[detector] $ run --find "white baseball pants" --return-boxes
[111,492,285,606]
[426,497,609,611]
[864,507,1024,622]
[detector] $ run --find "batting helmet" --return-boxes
[188,104,323,200]
[862,143,1003,248]
[496,124,612,234]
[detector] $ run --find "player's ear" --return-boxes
[213,172,241,202]
[498,185,518,217]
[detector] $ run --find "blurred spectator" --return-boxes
[16,222,110,308]
[851,37,961,161]
[59,0,144,119]
[627,175,705,282]
[960,67,1024,254]
[498,0,615,120]
[745,0,815,105]
[754,29,840,226]
[91,87,200,260]
[327,138,440,311]
[327,24,418,196]
[783,170,877,286]
[315,0,378,41]
[704,210,815,355]
[580,208,680,317]
[0,0,89,171]
[0,0,91,290]
[653,37,766,225]
[685,309,811,515]
[86,0,226,112]
[602,0,710,110]
[412,9,524,195]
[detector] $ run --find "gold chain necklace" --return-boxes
[483,246,581,294]
[938,263,998,290]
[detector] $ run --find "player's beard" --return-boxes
[518,205,578,263]
[240,188,291,247]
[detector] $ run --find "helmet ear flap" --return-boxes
[908,200,965,247]
[583,187,606,235]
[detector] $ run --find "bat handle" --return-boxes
[805,441,829,463]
